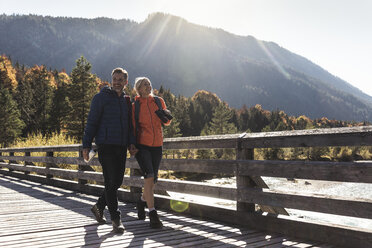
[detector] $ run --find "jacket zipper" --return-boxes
[146,98,156,146]
[119,96,123,145]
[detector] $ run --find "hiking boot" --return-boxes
[149,210,163,229]
[137,200,147,220]
[112,219,125,233]
[91,204,106,224]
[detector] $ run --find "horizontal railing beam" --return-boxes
[238,160,372,183]
[0,155,88,165]
[164,134,240,149]
[0,144,82,153]
[239,187,372,219]
[240,126,372,148]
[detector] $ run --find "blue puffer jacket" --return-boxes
[83,86,135,149]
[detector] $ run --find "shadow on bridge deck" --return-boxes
[0,174,331,248]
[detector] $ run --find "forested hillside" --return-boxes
[1,13,372,121]
[1,55,368,148]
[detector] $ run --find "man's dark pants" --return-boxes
[96,144,127,220]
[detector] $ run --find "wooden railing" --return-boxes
[0,126,371,247]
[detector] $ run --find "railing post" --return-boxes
[0,152,3,168]
[24,152,32,175]
[9,152,15,172]
[78,150,88,185]
[77,147,96,188]
[236,138,256,212]
[235,137,289,215]
[46,151,54,179]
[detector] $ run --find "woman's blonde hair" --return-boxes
[134,77,153,96]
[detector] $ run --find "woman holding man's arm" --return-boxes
[132,77,171,228]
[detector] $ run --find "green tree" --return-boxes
[15,65,55,136]
[247,104,270,132]
[163,118,182,138]
[202,103,237,135]
[201,102,237,159]
[33,66,56,134]
[236,105,250,132]
[50,71,73,134]
[157,87,182,138]
[189,90,221,136]
[14,72,34,137]
[66,56,98,140]
[175,95,191,136]
[0,86,25,146]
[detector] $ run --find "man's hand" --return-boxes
[128,144,138,156]
[83,148,90,162]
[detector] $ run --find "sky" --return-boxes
[1,0,372,96]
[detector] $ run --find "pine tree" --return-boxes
[14,71,34,137]
[201,102,237,159]
[34,66,56,135]
[163,118,182,138]
[66,56,98,140]
[157,87,182,138]
[50,71,72,134]
[0,85,25,147]
[247,104,270,132]
[15,65,55,136]
[237,105,250,132]
[190,90,221,136]
[175,95,191,136]
[203,103,237,135]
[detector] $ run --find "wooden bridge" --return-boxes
[0,126,371,247]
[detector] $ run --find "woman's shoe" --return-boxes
[149,210,163,229]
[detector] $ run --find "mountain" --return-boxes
[1,13,371,121]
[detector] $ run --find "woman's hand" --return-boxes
[128,144,138,156]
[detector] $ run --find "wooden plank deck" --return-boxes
[0,175,332,248]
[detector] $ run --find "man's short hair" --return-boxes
[111,67,128,80]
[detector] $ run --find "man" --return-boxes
[82,67,137,233]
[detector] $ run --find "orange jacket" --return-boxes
[132,95,171,147]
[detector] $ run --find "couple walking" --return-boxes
[82,67,171,233]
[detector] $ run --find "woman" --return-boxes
[132,77,171,228]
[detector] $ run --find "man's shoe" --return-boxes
[137,200,147,220]
[112,219,125,233]
[149,210,163,229]
[91,204,106,224]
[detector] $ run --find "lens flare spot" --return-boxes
[170,200,189,212]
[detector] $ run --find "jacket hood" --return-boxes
[101,85,113,94]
